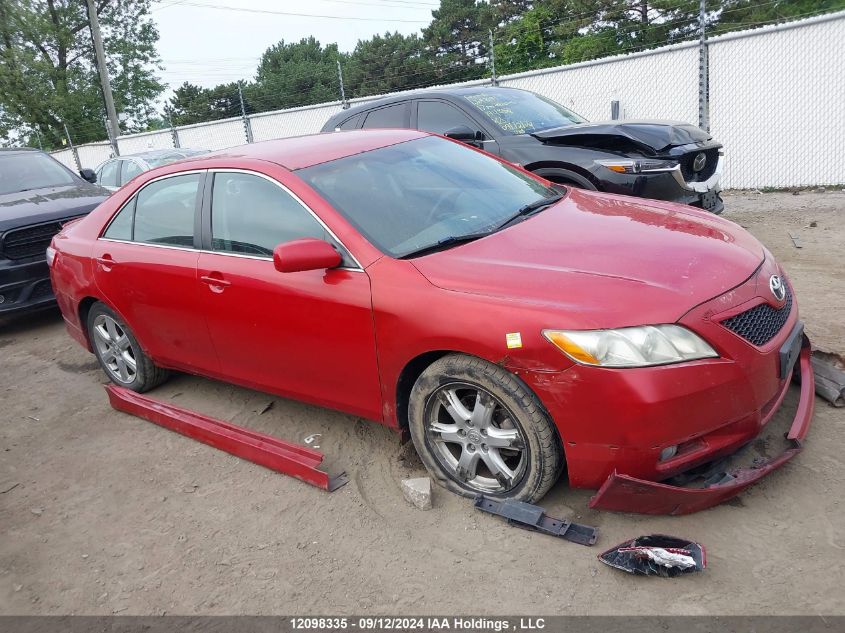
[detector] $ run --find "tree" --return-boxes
[345,32,439,98]
[0,0,164,149]
[166,81,250,126]
[249,37,345,111]
[423,0,495,82]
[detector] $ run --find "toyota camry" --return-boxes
[48,130,814,513]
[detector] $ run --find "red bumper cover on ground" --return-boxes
[588,344,815,515]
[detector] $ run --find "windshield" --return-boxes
[0,151,77,195]
[462,90,586,135]
[297,136,557,258]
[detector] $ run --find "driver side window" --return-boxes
[210,172,331,258]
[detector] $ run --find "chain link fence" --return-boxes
[51,11,845,189]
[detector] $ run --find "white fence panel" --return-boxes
[118,130,174,155]
[75,142,113,170]
[499,44,700,123]
[709,14,845,188]
[51,148,77,169]
[251,102,345,141]
[177,117,247,150]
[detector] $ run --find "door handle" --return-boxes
[96,255,115,270]
[200,274,231,291]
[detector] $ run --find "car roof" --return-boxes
[325,86,525,126]
[0,147,42,155]
[118,148,207,160]
[186,128,429,171]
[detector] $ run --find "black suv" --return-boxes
[0,148,108,315]
[322,87,724,214]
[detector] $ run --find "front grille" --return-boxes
[680,148,719,183]
[1,220,65,260]
[721,285,793,346]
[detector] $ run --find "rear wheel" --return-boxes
[87,302,169,392]
[408,354,563,503]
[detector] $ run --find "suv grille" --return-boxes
[1,220,66,260]
[680,148,719,183]
[721,285,793,346]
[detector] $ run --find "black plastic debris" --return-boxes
[598,534,706,577]
[474,494,598,546]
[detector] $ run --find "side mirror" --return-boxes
[79,168,97,183]
[444,126,482,144]
[273,238,342,273]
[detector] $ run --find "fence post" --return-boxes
[698,0,710,131]
[63,123,81,170]
[337,60,349,110]
[168,117,181,148]
[33,128,43,150]
[489,29,499,86]
[238,83,254,143]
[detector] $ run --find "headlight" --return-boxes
[543,325,718,368]
[595,159,678,174]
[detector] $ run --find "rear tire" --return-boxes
[408,354,563,503]
[86,301,169,392]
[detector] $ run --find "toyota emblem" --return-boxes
[769,275,786,302]
[692,152,707,172]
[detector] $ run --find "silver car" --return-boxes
[92,149,209,192]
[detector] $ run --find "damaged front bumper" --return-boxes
[588,342,815,515]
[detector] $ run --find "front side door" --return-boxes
[93,171,220,373]
[196,170,382,421]
[413,99,500,155]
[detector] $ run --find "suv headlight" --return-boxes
[543,325,718,368]
[595,159,677,174]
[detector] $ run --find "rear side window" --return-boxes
[338,114,362,130]
[103,200,134,240]
[362,103,407,129]
[121,160,143,184]
[133,174,200,247]
[99,160,119,187]
[417,101,478,135]
[210,172,329,257]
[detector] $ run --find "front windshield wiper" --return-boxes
[399,231,493,259]
[495,192,564,231]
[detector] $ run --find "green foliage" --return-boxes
[0,0,164,149]
[345,32,438,98]
[250,37,346,111]
[422,0,496,82]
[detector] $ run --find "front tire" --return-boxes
[408,354,563,503]
[87,301,169,392]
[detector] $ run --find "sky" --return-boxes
[150,0,437,91]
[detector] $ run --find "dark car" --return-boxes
[0,148,109,315]
[322,87,724,214]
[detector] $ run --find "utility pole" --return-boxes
[698,0,710,131]
[489,29,498,87]
[337,60,349,110]
[238,82,253,143]
[86,0,120,154]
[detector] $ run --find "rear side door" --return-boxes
[196,169,382,420]
[93,171,220,373]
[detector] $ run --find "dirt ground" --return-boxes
[1,191,844,616]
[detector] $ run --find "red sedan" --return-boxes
[48,130,814,513]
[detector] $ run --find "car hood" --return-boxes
[531,120,715,153]
[0,183,109,232]
[410,189,765,329]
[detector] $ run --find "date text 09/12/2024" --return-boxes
[289,617,546,631]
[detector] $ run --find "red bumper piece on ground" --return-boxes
[589,344,815,515]
[106,385,349,491]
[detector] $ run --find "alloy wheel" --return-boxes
[424,382,528,493]
[92,314,137,384]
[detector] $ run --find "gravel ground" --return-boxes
[1,191,844,616]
